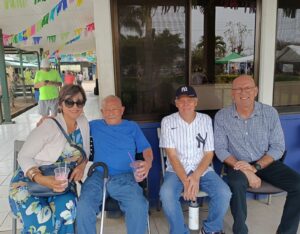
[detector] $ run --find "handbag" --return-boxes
[27,118,87,197]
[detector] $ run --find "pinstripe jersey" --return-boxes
[160,112,214,176]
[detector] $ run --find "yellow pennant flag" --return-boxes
[76,0,83,7]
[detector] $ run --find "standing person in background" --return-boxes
[34,58,62,118]
[61,70,65,83]
[64,71,75,85]
[76,72,83,86]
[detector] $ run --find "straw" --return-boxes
[128,152,134,163]
[64,162,67,176]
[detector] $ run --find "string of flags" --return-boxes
[2,0,84,45]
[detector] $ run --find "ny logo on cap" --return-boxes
[181,86,188,92]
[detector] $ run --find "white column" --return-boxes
[258,0,277,105]
[93,0,115,104]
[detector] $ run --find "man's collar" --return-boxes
[231,102,260,119]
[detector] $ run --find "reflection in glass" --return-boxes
[117,1,186,119]
[274,2,300,107]
[191,2,256,110]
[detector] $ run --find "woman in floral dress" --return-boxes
[9,85,90,234]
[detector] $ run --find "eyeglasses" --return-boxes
[232,86,256,94]
[64,99,85,108]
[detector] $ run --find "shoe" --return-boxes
[200,227,225,234]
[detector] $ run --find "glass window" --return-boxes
[191,1,256,110]
[116,0,186,120]
[274,1,300,109]
[114,0,257,121]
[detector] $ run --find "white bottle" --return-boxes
[188,200,199,230]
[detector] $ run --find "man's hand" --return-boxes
[135,160,152,180]
[187,173,200,201]
[183,173,200,201]
[242,170,261,188]
[234,161,256,173]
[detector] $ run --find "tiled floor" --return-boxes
[0,81,299,234]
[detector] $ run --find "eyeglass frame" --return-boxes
[231,86,256,94]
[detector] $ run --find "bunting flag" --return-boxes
[74,28,83,36]
[3,0,81,44]
[86,23,95,32]
[47,35,56,43]
[27,22,94,46]
[60,32,70,41]
[76,0,83,6]
[4,0,27,9]
[33,36,42,45]
[34,0,47,4]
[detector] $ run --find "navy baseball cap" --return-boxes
[175,85,197,99]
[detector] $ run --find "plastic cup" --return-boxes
[130,160,143,182]
[54,167,70,187]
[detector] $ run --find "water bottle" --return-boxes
[188,200,199,230]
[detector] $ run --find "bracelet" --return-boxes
[31,171,42,182]
[27,167,41,181]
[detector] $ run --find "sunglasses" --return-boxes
[64,99,85,108]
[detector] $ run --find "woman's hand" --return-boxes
[34,174,68,192]
[69,163,86,181]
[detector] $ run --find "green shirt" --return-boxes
[34,69,62,100]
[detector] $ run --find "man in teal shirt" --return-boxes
[34,58,62,117]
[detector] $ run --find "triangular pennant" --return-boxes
[57,0,68,15]
[47,35,56,43]
[33,36,42,45]
[41,13,50,27]
[76,0,83,7]
[74,28,82,36]
[50,6,57,21]
[60,32,70,41]
[36,19,43,32]
[86,23,95,32]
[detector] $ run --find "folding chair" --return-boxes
[88,137,151,234]
[11,140,25,234]
[157,128,208,230]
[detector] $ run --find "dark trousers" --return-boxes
[227,161,300,234]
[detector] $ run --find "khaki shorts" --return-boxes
[38,98,59,116]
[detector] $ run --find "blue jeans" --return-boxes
[77,171,148,234]
[160,171,231,234]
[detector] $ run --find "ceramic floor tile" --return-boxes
[0,199,10,213]
[0,186,9,199]
[0,212,22,232]
[0,177,8,186]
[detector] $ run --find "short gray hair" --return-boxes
[101,95,123,108]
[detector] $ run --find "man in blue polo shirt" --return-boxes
[77,95,153,234]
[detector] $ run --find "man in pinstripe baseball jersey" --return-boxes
[160,85,231,234]
[214,75,300,234]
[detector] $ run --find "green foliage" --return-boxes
[215,74,239,83]
[274,74,300,82]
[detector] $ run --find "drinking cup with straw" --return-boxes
[128,152,143,182]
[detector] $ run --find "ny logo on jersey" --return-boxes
[196,132,207,148]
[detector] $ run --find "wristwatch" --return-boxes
[253,163,262,171]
